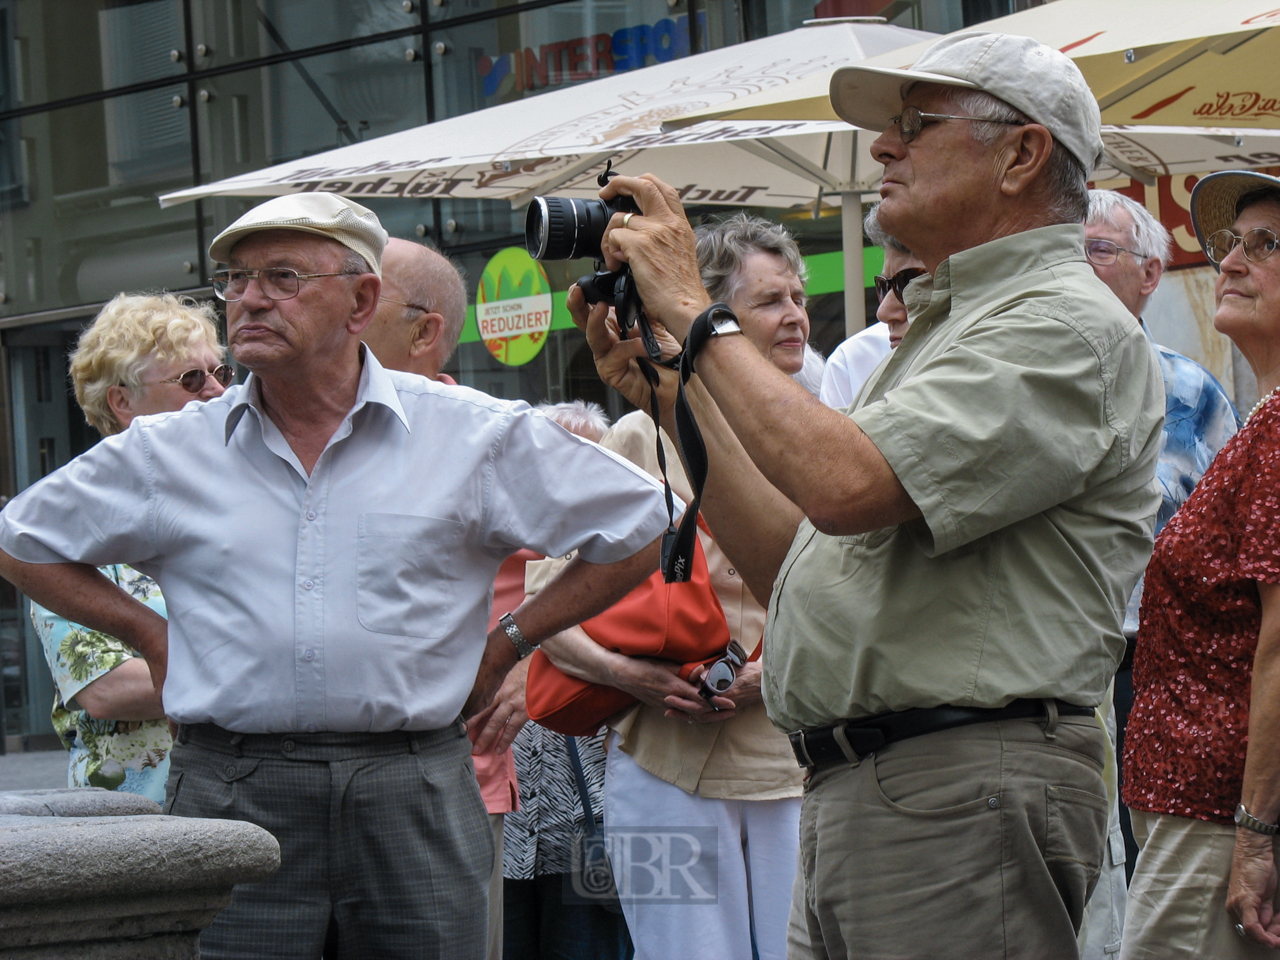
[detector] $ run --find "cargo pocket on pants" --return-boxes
[1045,783,1109,930]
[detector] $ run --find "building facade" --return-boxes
[0,0,1050,747]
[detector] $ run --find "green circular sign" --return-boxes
[475,247,554,366]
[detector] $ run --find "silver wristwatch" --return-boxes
[499,612,536,660]
[707,304,742,338]
[1235,803,1279,835]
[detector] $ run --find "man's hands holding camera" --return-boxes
[597,174,711,344]
[564,174,711,418]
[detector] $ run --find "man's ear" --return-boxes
[999,123,1054,199]
[347,274,382,335]
[1140,257,1165,299]
[408,312,445,359]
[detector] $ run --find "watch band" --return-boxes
[499,612,536,660]
[1235,803,1279,835]
[682,302,741,373]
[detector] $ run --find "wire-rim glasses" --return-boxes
[1085,238,1144,267]
[212,267,358,302]
[381,297,432,314]
[141,364,235,394]
[888,105,1026,145]
[874,267,926,303]
[1205,227,1280,265]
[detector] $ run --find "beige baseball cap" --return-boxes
[208,193,388,276]
[830,32,1104,174]
[1190,170,1280,260]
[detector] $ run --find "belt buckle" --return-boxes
[789,730,816,768]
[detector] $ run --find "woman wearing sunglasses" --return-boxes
[820,205,925,409]
[29,293,231,802]
[1121,170,1280,958]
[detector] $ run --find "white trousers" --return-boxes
[603,738,801,960]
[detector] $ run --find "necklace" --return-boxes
[1248,386,1280,422]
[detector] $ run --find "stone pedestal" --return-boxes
[0,788,279,958]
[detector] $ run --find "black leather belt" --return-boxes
[788,699,1094,769]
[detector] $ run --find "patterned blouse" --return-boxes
[31,565,171,803]
[1123,392,1280,824]
[503,723,608,880]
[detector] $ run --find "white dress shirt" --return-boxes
[819,322,892,409]
[0,352,674,733]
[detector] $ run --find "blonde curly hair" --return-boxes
[70,293,225,436]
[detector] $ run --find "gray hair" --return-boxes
[695,212,808,304]
[536,400,610,442]
[339,246,372,275]
[941,88,1089,224]
[863,203,911,255]
[388,242,468,362]
[1086,189,1172,265]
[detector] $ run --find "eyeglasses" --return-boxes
[874,267,926,303]
[888,105,1026,145]
[212,267,358,302]
[1205,227,1280,265]
[140,364,235,394]
[381,297,432,314]
[1084,238,1145,267]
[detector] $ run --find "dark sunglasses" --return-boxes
[142,364,236,394]
[874,268,926,304]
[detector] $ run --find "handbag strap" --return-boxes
[564,735,601,838]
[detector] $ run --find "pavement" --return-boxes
[0,749,68,791]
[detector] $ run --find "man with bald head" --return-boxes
[0,194,675,958]
[363,238,467,383]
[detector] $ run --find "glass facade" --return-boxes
[0,0,1041,747]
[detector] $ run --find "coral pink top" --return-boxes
[474,548,542,814]
[1123,394,1280,824]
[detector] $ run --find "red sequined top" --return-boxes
[1123,393,1280,824]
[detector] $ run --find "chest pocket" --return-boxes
[356,513,465,639]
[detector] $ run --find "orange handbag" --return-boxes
[525,531,732,736]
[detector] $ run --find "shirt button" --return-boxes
[304,649,315,661]
[307,511,317,521]
[303,579,314,590]
[307,724,317,734]
[282,740,295,753]
[727,568,736,576]
[224,764,236,778]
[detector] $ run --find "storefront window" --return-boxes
[430,0,703,118]
[0,84,201,317]
[188,0,421,71]
[3,0,185,111]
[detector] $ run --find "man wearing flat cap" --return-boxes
[0,193,674,958]
[572,31,1164,958]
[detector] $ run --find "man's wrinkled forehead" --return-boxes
[228,229,347,268]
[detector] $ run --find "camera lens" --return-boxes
[525,196,616,261]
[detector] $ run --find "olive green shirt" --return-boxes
[762,224,1165,733]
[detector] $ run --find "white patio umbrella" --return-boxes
[667,0,1280,184]
[159,18,936,334]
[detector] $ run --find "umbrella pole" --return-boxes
[841,129,865,339]
[842,190,866,338]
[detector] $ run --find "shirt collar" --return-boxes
[904,223,1088,323]
[224,344,411,444]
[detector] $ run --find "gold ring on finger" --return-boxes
[622,212,634,228]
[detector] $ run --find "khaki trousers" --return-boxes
[1120,809,1280,960]
[788,713,1108,960]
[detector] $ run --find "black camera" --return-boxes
[524,164,661,361]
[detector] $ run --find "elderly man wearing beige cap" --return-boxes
[570,31,1164,959]
[0,192,675,959]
